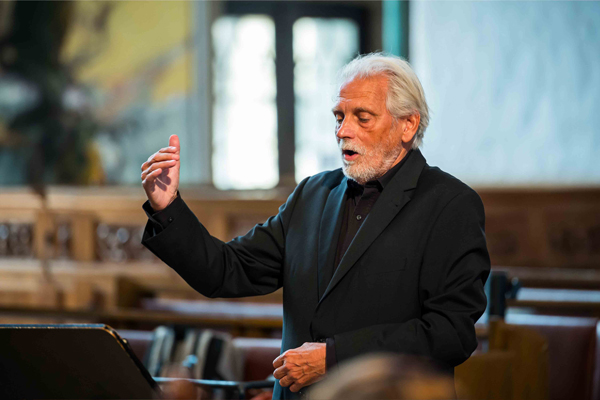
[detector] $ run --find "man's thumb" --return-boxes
[169,134,180,151]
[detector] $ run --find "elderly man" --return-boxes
[140,53,490,399]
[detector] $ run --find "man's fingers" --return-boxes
[141,160,174,181]
[289,376,312,393]
[297,375,313,387]
[273,366,287,380]
[144,160,177,173]
[169,134,180,151]
[141,168,159,183]
[142,168,162,186]
[279,376,293,388]
[158,147,179,154]
[142,152,179,171]
[273,355,284,369]
[141,160,177,180]
[289,382,303,393]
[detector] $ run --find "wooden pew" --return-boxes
[456,351,514,400]
[502,315,600,400]
[457,319,549,400]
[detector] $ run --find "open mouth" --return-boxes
[342,149,359,161]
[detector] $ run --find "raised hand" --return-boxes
[141,134,180,211]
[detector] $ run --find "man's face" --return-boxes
[332,75,404,185]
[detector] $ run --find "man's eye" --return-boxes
[359,118,370,123]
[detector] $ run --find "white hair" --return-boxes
[338,53,430,149]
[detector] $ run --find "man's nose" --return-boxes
[336,120,355,140]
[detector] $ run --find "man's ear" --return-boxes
[401,113,420,144]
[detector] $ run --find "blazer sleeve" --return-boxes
[141,178,308,298]
[333,190,491,368]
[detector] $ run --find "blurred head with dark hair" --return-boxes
[309,353,456,400]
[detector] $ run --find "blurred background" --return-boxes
[0,1,599,399]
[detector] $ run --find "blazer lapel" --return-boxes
[319,150,427,304]
[317,175,347,300]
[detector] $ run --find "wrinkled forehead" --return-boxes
[334,76,389,108]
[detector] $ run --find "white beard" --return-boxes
[339,136,401,185]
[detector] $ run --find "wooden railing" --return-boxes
[0,185,599,316]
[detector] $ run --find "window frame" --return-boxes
[218,1,370,187]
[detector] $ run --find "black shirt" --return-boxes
[333,150,413,279]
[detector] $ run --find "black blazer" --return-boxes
[142,149,490,400]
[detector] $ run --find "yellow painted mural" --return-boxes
[62,1,192,104]
[57,1,197,184]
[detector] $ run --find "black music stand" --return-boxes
[0,324,159,399]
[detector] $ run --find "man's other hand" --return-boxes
[273,342,326,392]
[141,134,180,211]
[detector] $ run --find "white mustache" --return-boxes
[339,140,363,154]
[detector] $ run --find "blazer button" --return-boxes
[356,215,362,220]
